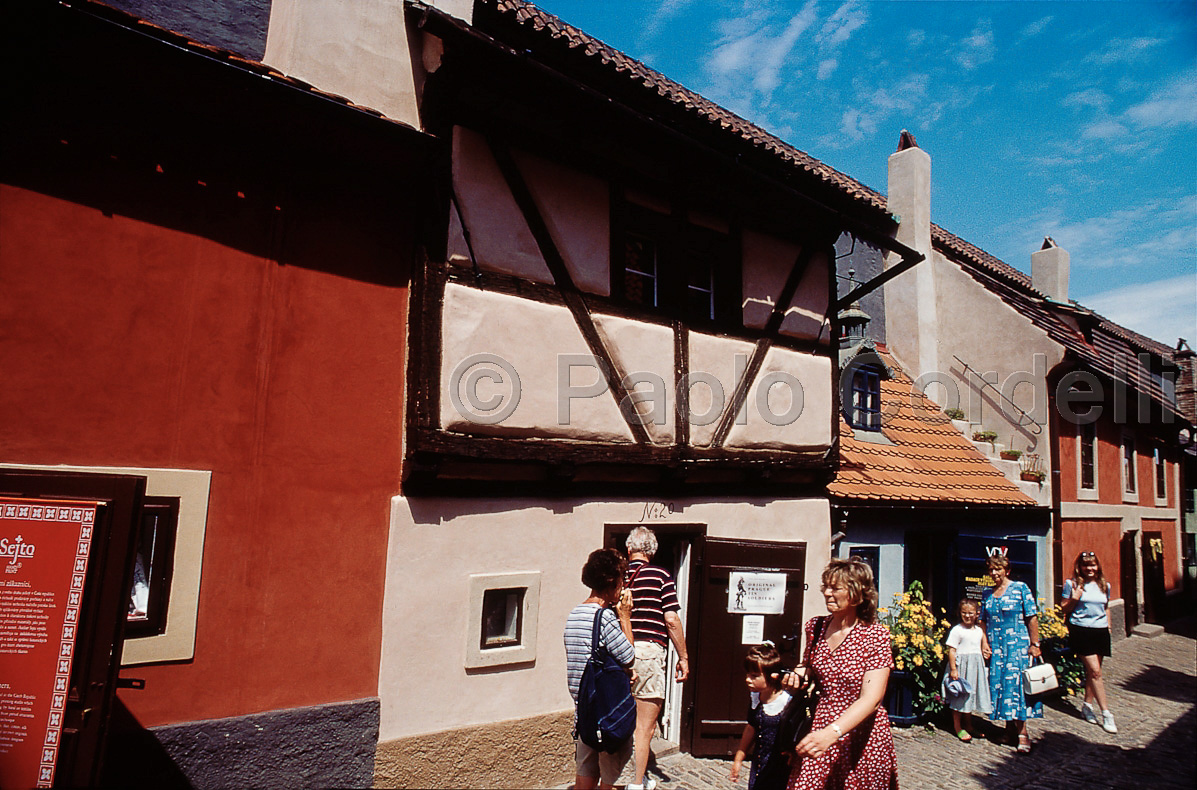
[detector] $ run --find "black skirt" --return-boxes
[1068,623,1111,657]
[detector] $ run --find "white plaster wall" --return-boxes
[439,284,634,442]
[723,347,832,450]
[264,0,421,126]
[741,232,830,340]
[378,495,831,740]
[930,253,1065,460]
[593,314,676,444]
[516,151,611,296]
[452,128,552,282]
[686,332,758,447]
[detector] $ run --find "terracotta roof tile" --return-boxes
[473,0,891,218]
[830,350,1039,506]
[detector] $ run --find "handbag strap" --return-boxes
[802,615,832,667]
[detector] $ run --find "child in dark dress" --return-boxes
[731,643,793,790]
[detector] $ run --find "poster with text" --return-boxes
[0,497,98,789]
[727,572,787,614]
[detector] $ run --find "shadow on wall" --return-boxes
[102,697,194,789]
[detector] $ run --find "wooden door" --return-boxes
[1120,532,1139,635]
[688,537,807,757]
[0,470,143,787]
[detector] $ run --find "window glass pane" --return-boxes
[1155,448,1166,496]
[481,587,523,649]
[624,234,658,307]
[1123,439,1136,493]
[1080,423,1096,489]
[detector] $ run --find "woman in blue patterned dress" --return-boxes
[980,554,1042,754]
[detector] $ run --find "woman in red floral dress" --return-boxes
[783,558,898,790]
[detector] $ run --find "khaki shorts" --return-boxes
[574,737,632,783]
[631,640,668,700]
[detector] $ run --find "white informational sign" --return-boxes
[741,614,765,644]
[728,571,787,614]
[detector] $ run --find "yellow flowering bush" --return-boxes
[1038,601,1084,696]
[880,581,947,717]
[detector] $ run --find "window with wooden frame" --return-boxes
[1122,435,1137,500]
[847,366,883,431]
[612,198,740,326]
[1154,446,1167,501]
[125,496,179,638]
[1078,421,1098,497]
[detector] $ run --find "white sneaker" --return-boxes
[627,781,656,790]
[1081,703,1099,725]
[1101,711,1118,733]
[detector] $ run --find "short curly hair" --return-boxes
[581,548,627,593]
[625,526,658,557]
[823,557,879,624]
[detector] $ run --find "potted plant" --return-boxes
[944,408,965,421]
[880,581,948,726]
[1020,469,1046,483]
[1000,449,1022,461]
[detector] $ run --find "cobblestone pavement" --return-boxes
[560,616,1196,790]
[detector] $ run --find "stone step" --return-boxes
[1130,623,1166,639]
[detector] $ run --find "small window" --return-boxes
[466,571,541,669]
[125,497,179,638]
[1122,437,1136,497]
[848,367,882,431]
[1079,422,1097,492]
[481,587,524,649]
[1154,446,1166,500]
[613,199,739,325]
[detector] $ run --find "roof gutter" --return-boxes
[412,2,925,271]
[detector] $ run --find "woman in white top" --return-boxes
[1060,551,1117,733]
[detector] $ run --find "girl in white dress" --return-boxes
[942,599,992,741]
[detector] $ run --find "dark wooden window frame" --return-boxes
[1079,421,1097,491]
[847,366,883,431]
[124,496,179,638]
[611,195,741,330]
[480,586,525,650]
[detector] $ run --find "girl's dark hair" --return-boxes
[957,598,980,619]
[581,547,627,593]
[823,557,879,623]
[744,643,783,688]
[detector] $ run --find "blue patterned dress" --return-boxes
[981,580,1042,722]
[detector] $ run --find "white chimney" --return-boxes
[884,130,938,380]
[1031,237,1070,302]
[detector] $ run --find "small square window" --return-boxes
[481,587,524,649]
[466,571,541,669]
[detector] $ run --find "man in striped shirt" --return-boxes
[623,527,690,790]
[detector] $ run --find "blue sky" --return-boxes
[533,0,1196,349]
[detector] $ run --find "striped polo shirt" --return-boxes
[626,560,680,645]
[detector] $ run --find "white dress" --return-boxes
[942,624,992,714]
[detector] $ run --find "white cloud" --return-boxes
[1125,70,1197,128]
[1083,37,1166,66]
[817,1,867,50]
[818,59,838,80]
[754,4,820,94]
[954,20,995,70]
[839,107,877,142]
[1020,15,1053,39]
[1080,275,1197,347]
[1062,88,1111,111]
[1081,119,1130,139]
[907,29,925,48]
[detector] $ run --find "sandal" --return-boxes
[1017,735,1032,754]
[956,730,973,742]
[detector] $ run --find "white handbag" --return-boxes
[1022,659,1059,697]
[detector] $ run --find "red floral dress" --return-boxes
[788,617,898,790]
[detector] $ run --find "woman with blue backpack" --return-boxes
[564,548,637,789]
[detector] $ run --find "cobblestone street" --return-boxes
[564,616,1196,790]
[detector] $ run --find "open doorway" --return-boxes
[604,523,704,750]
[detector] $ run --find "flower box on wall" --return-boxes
[1000,450,1022,461]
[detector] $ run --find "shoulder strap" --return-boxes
[802,616,831,667]
[590,607,606,661]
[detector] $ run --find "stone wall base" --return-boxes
[374,709,574,789]
[103,697,379,789]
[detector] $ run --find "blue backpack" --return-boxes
[575,608,636,752]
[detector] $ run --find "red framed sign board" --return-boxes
[0,497,99,788]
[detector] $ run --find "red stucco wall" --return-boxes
[1060,519,1122,600]
[1,183,410,726]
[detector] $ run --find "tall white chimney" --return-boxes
[1031,237,1070,302]
[884,130,938,379]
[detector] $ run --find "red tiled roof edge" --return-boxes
[472,0,891,218]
